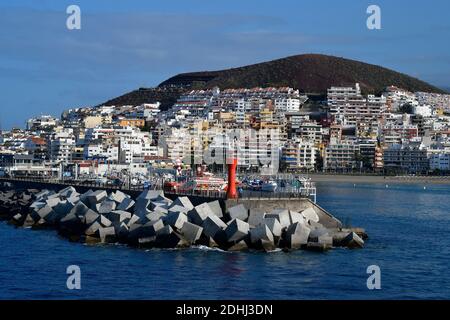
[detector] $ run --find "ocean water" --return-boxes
[1,182,449,300]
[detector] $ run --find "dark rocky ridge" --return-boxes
[159,54,446,95]
[100,54,446,110]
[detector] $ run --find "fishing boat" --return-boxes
[261,180,278,192]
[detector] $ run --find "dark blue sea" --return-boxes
[1,182,449,300]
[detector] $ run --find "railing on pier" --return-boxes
[0,176,317,202]
[0,176,144,192]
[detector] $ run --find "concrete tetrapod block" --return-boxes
[35,190,51,201]
[225,219,250,242]
[83,209,100,225]
[97,199,117,214]
[46,197,61,208]
[117,197,135,211]
[38,206,61,225]
[168,205,190,214]
[79,190,94,205]
[128,223,143,233]
[248,209,266,228]
[138,236,157,248]
[47,193,61,200]
[58,213,85,240]
[110,210,132,223]
[341,232,364,249]
[153,205,168,215]
[30,201,46,211]
[110,190,128,204]
[54,201,75,217]
[10,213,24,226]
[318,235,333,246]
[137,190,164,201]
[289,211,306,225]
[128,224,155,245]
[180,221,203,244]
[169,196,194,211]
[87,190,108,208]
[154,225,173,247]
[127,214,141,228]
[148,201,169,211]
[99,226,116,243]
[157,224,173,236]
[67,195,80,205]
[207,200,223,218]
[286,222,311,249]
[36,205,55,219]
[85,221,102,236]
[202,214,227,239]
[227,240,248,251]
[144,219,165,234]
[22,214,36,227]
[146,212,166,222]
[301,207,320,223]
[161,231,190,249]
[308,227,329,242]
[188,203,213,226]
[99,215,113,227]
[228,204,248,221]
[114,222,130,242]
[164,211,188,230]
[161,196,174,205]
[263,217,282,238]
[103,211,120,223]
[250,224,276,252]
[266,209,291,229]
[58,186,77,198]
[250,224,274,243]
[134,199,152,217]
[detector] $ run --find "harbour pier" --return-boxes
[0,173,367,252]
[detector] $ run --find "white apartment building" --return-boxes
[49,129,76,163]
[381,123,419,146]
[384,86,418,112]
[83,126,155,164]
[413,105,433,118]
[429,153,450,171]
[84,143,119,163]
[27,115,59,131]
[383,142,429,173]
[199,128,281,172]
[328,83,386,130]
[274,98,301,113]
[296,122,323,145]
[160,128,192,163]
[282,139,317,171]
[141,103,161,120]
[324,141,360,170]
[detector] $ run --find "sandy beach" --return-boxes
[308,174,450,185]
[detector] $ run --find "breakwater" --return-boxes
[0,183,367,252]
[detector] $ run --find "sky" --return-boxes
[0,0,449,129]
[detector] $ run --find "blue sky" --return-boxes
[0,0,449,129]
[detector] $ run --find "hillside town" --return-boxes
[1,84,450,184]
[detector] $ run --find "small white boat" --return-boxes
[261,181,278,192]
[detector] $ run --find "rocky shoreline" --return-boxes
[0,185,367,252]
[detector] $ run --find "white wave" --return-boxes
[192,245,227,253]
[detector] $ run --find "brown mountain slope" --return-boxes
[101,54,445,109]
[158,54,445,95]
